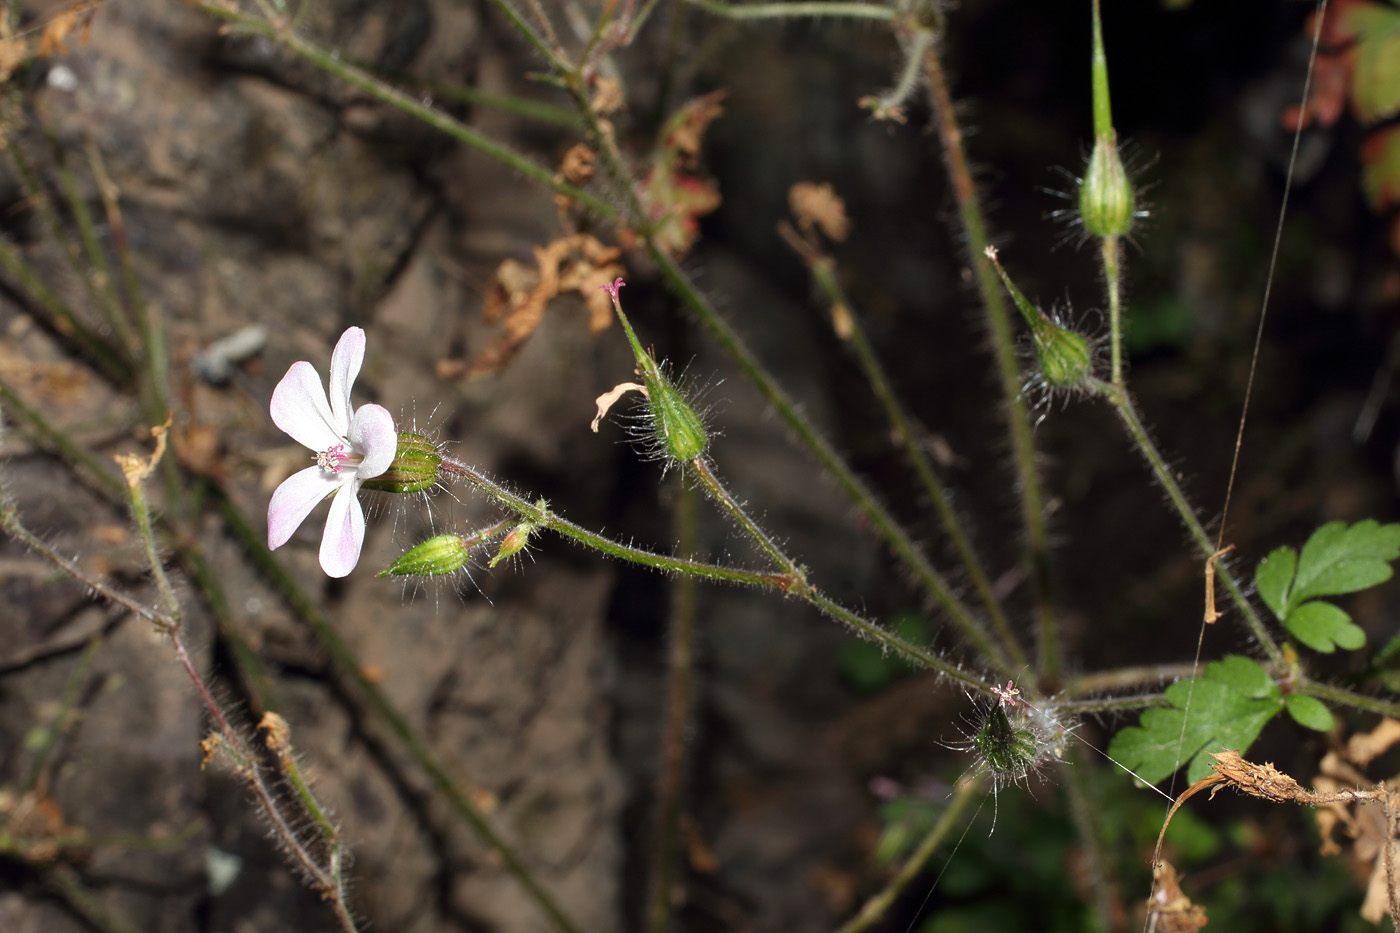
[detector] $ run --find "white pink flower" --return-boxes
[267,327,396,577]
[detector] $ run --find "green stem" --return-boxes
[683,0,895,20]
[870,25,935,117]
[0,499,358,931]
[795,244,1027,671]
[443,455,993,692]
[805,590,990,695]
[1088,378,1286,668]
[1300,678,1400,719]
[836,775,985,933]
[479,0,571,70]
[124,474,183,630]
[1056,692,1169,715]
[439,455,794,589]
[691,448,1013,676]
[648,246,1010,677]
[212,490,584,933]
[1062,663,1199,697]
[1089,0,1113,139]
[2,381,575,931]
[186,0,609,216]
[1102,235,1124,386]
[0,234,130,385]
[923,41,1058,680]
[0,379,125,499]
[689,456,799,577]
[421,80,580,127]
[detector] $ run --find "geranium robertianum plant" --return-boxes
[1,1,1398,932]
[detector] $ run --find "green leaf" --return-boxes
[1107,655,1282,786]
[1291,520,1400,605]
[1286,601,1366,654]
[1252,520,1400,654]
[1346,1,1400,124]
[1254,546,1295,619]
[1284,694,1336,733]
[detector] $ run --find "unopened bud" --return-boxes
[379,533,471,577]
[489,516,538,568]
[361,433,442,494]
[1079,135,1135,238]
[1080,0,1135,239]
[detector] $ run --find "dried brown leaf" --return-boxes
[789,182,850,243]
[36,3,98,59]
[1148,861,1208,932]
[1207,748,1307,803]
[1347,718,1400,768]
[560,143,596,186]
[457,235,623,379]
[0,37,27,83]
[665,90,726,161]
[590,76,623,115]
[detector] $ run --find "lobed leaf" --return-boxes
[1291,520,1400,605]
[1107,656,1282,786]
[1346,1,1400,124]
[1252,520,1400,653]
[1286,601,1366,654]
[1284,694,1336,733]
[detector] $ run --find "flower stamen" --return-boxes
[993,679,1022,710]
[316,443,351,473]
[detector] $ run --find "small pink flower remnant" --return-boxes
[599,277,626,302]
[267,327,396,578]
[992,679,1021,710]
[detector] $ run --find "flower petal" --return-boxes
[271,361,342,452]
[349,403,397,479]
[319,482,366,578]
[268,466,340,549]
[328,327,365,434]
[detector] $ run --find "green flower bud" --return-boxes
[972,704,1037,777]
[360,433,442,494]
[489,517,538,568]
[379,533,471,577]
[1079,0,1135,239]
[600,278,708,462]
[1079,135,1136,238]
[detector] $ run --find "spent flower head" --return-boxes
[268,326,396,577]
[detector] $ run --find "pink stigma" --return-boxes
[600,277,626,302]
[316,443,350,473]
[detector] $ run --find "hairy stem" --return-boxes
[443,454,994,694]
[923,39,1058,680]
[786,235,1027,671]
[683,0,895,20]
[1088,378,1286,669]
[836,775,984,933]
[1102,235,1125,386]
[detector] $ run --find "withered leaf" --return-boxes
[452,234,623,380]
